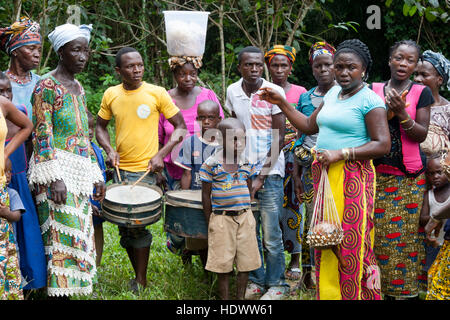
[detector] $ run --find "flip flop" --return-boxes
[285,268,302,280]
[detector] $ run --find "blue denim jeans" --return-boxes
[249,174,289,289]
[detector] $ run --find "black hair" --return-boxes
[334,39,373,81]
[389,40,421,61]
[237,46,263,64]
[197,100,220,115]
[115,47,139,68]
[217,117,245,136]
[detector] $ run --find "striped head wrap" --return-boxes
[308,41,336,65]
[168,56,203,71]
[0,17,41,55]
[264,45,296,66]
[422,50,450,91]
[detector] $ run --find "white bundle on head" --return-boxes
[48,23,93,52]
[166,19,206,56]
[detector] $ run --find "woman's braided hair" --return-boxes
[334,39,373,81]
[389,39,421,61]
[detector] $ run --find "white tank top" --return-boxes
[429,189,450,245]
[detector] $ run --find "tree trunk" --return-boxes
[218,1,226,106]
[13,0,22,22]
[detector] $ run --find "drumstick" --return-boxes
[115,165,122,183]
[130,168,151,189]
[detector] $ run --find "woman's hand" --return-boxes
[385,89,410,120]
[257,87,286,106]
[315,149,343,166]
[93,181,106,201]
[49,179,67,205]
[293,175,304,204]
[91,205,102,217]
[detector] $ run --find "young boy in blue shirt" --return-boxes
[200,117,261,300]
[171,100,222,267]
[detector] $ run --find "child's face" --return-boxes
[0,79,13,101]
[196,108,221,134]
[426,158,448,189]
[5,162,12,185]
[223,127,246,160]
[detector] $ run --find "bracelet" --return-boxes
[341,148,350,160]
[402,120,415,131]
[400,115,411,124]
[351,147,356,161]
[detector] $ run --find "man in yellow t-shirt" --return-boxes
[96,47,186,293]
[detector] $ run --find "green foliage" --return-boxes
[1,0,448,116]
[70,220,316,300]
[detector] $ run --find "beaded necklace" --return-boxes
[6,69,32,85]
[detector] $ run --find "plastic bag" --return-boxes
[306,166,343,249]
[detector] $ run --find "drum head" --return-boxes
[105,182,162,206]
[165,190,202,209]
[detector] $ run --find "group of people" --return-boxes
[0,16,449,301]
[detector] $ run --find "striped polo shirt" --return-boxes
[199,153,257,211]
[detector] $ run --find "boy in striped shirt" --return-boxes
[200,118,261,300]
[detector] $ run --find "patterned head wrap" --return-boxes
[422,50,450,91]
[168,56,203,71]
[308,41,336,65]
[48,23,92,53]
[264,45,297,66]
[0,17,41,55]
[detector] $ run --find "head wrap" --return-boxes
[0,17,41,55]
[48,23,92,53]
[308,41,336,65]
[168,56,203,71]
[422,50,450,91]
[264,45,296,66]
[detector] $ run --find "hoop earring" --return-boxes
[361,72,365,78]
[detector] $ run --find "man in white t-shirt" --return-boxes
[225,46,289,300]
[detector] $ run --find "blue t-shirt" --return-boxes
[9,72,40,120]
[316,85,386,150]
[175,134,218,190]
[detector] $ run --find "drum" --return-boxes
[164,190,207,239]
[164,190,260,239]
[102,182,163,228]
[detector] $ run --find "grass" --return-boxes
[69,217,316,301]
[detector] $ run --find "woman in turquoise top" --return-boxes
[259,39,390,300]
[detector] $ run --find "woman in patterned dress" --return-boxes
[415,50,450,156]
[259,39,390,300]
[28,24,105,298]
[370,40,434,299]
[0,90,33,300]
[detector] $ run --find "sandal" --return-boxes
[285,267,302,280]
